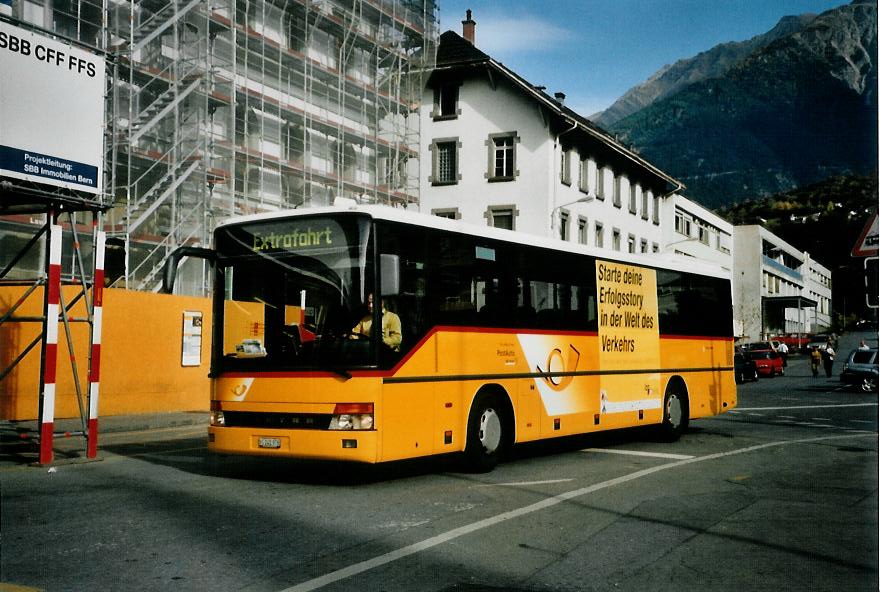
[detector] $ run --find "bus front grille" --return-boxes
[223,411,332,430]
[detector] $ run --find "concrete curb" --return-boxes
[0,411,209,443]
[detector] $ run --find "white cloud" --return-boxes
[475,15,574,55]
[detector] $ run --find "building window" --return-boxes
[698,225,710,245]
[641,188,650,220]
[487,133,517,181]
[578,158,589,193]
[613,176,622,208]
[652,192,660,225]
[578,217,588,244]
[596,166,605,200]
[595,222,604,248]
[485,205,518,230]
[627,234,636,254]
[432,208,461,220]
[559,210,570,240]
[640,239,648,253]
[652,242,659,253]
[561,150,572,185]
[431,139,459,185]
[674,212,691,236]
[629,183,637,214]
[612,228,621,251]
[434,84,459,119]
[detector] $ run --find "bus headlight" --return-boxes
[329,403,374,430]
[210,401,225,426]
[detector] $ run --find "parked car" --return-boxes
[740,341,777,352]
[806,334,831,352]
[734,352,759,384]
[749,349,784,377]
[775,334,810,351]
[840,348,878,393]
[806,333,839,352]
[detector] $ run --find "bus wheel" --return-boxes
[657,382,689,442]
[464,395,506,472]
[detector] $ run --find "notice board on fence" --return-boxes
[182,311,203,367]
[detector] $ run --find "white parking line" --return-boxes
[277,433,875,592]
[582,448,695,460]
[810,418,832,422]
[480,479,575,487]
[851,420,875,424]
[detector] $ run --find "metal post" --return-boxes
[38,220,63,465]
[87,223,106,458]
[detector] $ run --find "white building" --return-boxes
[419,22,679,257]
[662,195,734,270]
[733,225,831,340]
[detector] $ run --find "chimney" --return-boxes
[554,91,566,106]
[462,9,475,45]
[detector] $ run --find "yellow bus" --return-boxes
[166,205,736,471]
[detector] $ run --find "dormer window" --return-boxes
[434,83,460,120]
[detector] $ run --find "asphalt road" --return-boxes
[1,332,877,592]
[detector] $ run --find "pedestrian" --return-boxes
[810,346,821,378]
[821,343,835,378]
[777,341,789,366]
[859,340,870,350]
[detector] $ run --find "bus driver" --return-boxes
[351,293,402,352]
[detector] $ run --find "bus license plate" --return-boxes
[258,437,281,449]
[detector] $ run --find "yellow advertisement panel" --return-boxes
[596,261,661,415]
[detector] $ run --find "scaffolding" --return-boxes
[100,0,439,294]
[3,0,438,294]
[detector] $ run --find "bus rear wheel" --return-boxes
[463,394,507,472]
[657,382,689,442]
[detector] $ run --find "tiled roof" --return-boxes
[436,30,490,66]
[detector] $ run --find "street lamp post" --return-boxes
[661,236,701,252]
[550,195,593,232]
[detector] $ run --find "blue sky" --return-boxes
[436,0,848,116]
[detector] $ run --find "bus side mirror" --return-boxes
[162,246,216,294]
[380,254,399,297]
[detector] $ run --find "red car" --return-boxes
[749,349,784,377]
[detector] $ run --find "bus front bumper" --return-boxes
[208,426,379,463]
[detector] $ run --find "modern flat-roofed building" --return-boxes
[733,225,831,340]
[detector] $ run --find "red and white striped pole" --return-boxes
[86,228,105,458]
[38,221,63,465]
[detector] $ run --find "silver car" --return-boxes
[840,348,878,392]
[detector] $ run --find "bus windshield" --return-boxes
[214,214,375,371]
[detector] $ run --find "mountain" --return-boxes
[606,0,877,208]
[592,13,818,127]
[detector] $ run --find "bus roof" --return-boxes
[217,204,731,281]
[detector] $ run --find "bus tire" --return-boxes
[463,393,508,473]
[657,380,689,442]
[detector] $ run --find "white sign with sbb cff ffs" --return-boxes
[0,21,105,193]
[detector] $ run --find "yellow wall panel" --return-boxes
[1,286,212,420]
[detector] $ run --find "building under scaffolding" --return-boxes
[1,0,438,295]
